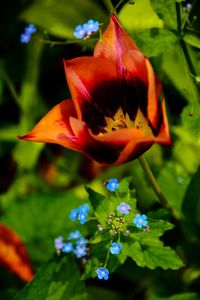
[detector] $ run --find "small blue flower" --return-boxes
[133,214,148,228]
[77,237,88,245]
[77,203,90,224]
[62,242,73,253]
[110,242,122,255]
[83,20,99,35]
[68,230,81,240]
[96,267,109,280]
[20,33,31,43]
[69,208,79,221]
[117,202,131,214]
[25,24,37,35]
[20,24,37,44]
[79,203,89,214]
[105,178,119,192]
[73,25,86,39]
[74,244,87,258]
[78,212,87,224]
[54,236,63,250]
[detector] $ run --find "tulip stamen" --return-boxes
[100,107,152,137]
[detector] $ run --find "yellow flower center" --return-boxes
[99,107,153,136]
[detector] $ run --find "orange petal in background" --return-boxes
[0,223,34,281]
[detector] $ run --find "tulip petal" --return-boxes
[18,100,81,151]
[94,15,147,83]
[155,98,172,145]
[64,57,121,127]
[69,117,121,164]
[115,138,154,165]
[145,58,160,129]
[89,127,145,146]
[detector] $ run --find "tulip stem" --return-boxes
[138,156,179,219]
[103,0,115,13]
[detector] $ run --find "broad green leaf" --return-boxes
[130,218,174,241]
[122,241,145,267]
[117,177,133,196]
[81,257,99,280]
[133,28,178,57]
[151,0,177,29]
[13,142,44,170]
[20,0,106,39]
[181,105,200,139]
[87,286,122,300]
[14,255,87,300]
[119,0,163,32]
[182,166,200,228]
[140,238,184,270]
[1,192,86,265]
[161,46,198,103]
[86,187,105,211]
[89,229,111,244]
[86,187,113,226]
[157,162,190,213]
[184,32,200,49]
[172,106,200,173]
[149,292,200,300]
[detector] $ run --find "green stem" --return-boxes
[176,2,182,35]
[138,156,179,219]
[2,70,21,106]
[115,0,125,11]
[103,0,115,13]
[104,241,112,268]
[35,37,97,47]
[176,2,200,97]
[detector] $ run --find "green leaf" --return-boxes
[20,0,106,39]
[87,286,122,300]
[184,32,200,49]
[149,292,200,300]
[151,0,177,29]
[81,257,100,280]
[122,241,145,267]
[172,106,200,173]
[119,0,163,32]
[13,142,44,170]
[157,162,190,213]
[181,105,200,139]
[141,238,184,270]
[14,255,87,300]
[86,187,105,211]
[130,218,174,241]
[161,45,198,103]
[117,176,133,196]
[182,166,200,228]
[133,28,178,57]
[89,229,111,244]
[86,187,113,226]
[2,192,86,265]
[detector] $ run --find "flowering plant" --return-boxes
[1,0,200,299]
[19,15,171,165]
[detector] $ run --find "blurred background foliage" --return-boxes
[0,0,200,299]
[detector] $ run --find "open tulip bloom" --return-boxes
[19,15,171,165]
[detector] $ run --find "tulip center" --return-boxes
[99,107,152,136]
